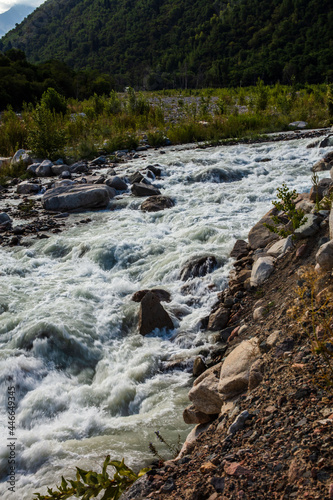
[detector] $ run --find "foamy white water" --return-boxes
[0,137,327,498]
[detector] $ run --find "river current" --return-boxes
[0,136,327,498]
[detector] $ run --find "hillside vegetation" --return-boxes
[0,0,332,89]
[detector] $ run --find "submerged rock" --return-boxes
[180,255,218,281]
[140,195,174,212]
[138,291,174,336]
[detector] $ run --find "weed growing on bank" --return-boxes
[33,456,150,500]
[289,267,333,390]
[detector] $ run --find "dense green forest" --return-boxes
[0,0,332,89]
[0,49,114,109]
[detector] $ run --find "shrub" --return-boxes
[264,183,307,238]
[28,105,66,159]
[40,88,68,116]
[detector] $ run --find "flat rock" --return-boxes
[138,291,173,335]
[267,235,293,256]
[42,184,115,212]
[140,195,174,212]
[250,256,275,287]
[16,181,40,194]
[218,337,260,399]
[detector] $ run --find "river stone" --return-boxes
[294,213,320,239]
[138,291,174,335]
[312,159,330,172]
[309,178,332,202]
[131,288,171,303]
[35,159,53,177]
[26,162,40,175]
[140,195,174,212]
[188,372,223,414]
[207,306,230,331]
[250,256,275,287]
[316,240,333,271]
[230,239,249,259]
[129,171,144,184]
[16,181,40,194]
[51,164,69,176]
[183,405,213,424]
[69,161,88,174]
[131,183,161,197]
[289,121,307,128]
[267,235,293,256]
[218,338,260,399]
[319,135,333,148]
[0,212,11,224]
[42,184,115,212]
[248,208,279,249]
[180,255,217,281]
[11,149,32,166]
[105,176,128,191]
[193,356,207,377]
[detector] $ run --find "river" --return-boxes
[0,136,326,498]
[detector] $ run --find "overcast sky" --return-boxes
[0,0,44,14]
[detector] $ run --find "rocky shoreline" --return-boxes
[118,139,333,499]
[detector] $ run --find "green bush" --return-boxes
[33,456,150,500]
[40,88,68,116]
[28,104,66,159]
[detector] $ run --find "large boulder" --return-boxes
[248,208,279,249]
[316,240,333,271]
[188,372,223,414]
[42,184,115,212]
[230,239,249,259]
[11,149,32,166]
[51,164,70,176]
[69,161,88,174]
[138,291,174,335]
[140,195,174,212]
[218,338,260,400]
[131,183,161,197]
[319,136,333,148]
[16,181,40,194]
[250,256,274,287]
[180,255,217,281]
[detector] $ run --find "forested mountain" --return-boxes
[0,0,332,89]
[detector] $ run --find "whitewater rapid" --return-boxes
[0,137,326,498]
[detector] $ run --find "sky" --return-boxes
[0,0,44,14]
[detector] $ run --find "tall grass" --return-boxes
[0,83,331,165]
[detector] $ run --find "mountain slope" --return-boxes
[0,4,34,37]
[0,0,332,88]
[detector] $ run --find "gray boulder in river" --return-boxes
[42,184,116,212]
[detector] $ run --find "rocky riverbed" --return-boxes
[0,130,333,499]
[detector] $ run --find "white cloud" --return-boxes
[0,0,44,15]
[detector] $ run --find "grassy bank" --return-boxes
[0,82,332,164]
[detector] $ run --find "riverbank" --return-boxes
[118,143,333,499]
